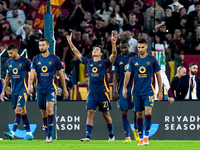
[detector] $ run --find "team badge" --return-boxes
[48,61,52,65]
[98,63,102,67]
[146,61,150,65]
[19,63,22,67]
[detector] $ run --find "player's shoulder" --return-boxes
[148,54,158,62]
[129,53,138,61]
[129,52,137,57]
[6,58,12,66]
[20,56,31,63]
[32,54,42,61]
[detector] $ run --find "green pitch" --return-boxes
[0,140,200,150]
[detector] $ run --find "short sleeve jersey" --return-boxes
[6,56,31,95]
[126,54,161,95]
[82,56,111,92]
[31,54,62,93]
[112,53,136,92]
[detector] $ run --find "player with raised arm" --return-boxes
[66,32,117,142]
[122,39,163,146]
[1,43,34,141]
[28,38,69,143]
[112,39,139,143]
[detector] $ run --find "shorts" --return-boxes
[117,90,133,110]
[37,89,56,109]
[86,92,111,112]
[11,90,28,109]
[133,93,154,112]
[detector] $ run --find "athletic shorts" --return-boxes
[133,93,154,112]
[11,90,28,109]
[117,90,133,110]
[86,92,111,112]
[37,89,56,109]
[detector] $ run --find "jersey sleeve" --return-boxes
[152,57,161,73]
[30,57,36,70]
[6,60,10,73]
[103,58,112,68]
[24,58,31,71]
[125,57,133,72]
[55,56,62,71]
[81,56,90,65]
[112,58,119,73]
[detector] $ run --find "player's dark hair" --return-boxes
[39,38,49,45]
[120,39,129,46]
[137,38,147,44]
[7,43,18,50]
[189,62,198,68]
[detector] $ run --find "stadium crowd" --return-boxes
[1,0,200,101]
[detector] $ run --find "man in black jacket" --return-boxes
[176,63,200,100]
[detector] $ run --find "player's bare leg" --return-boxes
[81,110,95,141]
[102,112,115,142]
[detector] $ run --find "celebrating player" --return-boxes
[28,38,69,143]
[122,39,163,146]
[66,32,117,142]
[1,44,34,141]
[112,39,139,142]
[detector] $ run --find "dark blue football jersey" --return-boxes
[126,54,161,95]
[112,53,136,92]
[6,56,31,95]
[82,56,111,92]
[31,54,62,93]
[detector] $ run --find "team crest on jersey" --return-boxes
[119,61,123,65]
[18,63,22,67]
[135,62,139,65]
[146,61,150,65]
[98,63,102,67]
[9,65,12,67]
[48,61,52,65]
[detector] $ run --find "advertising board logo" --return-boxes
[8,124,37,138]
[130,124,159,137]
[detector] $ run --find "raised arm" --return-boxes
[109,32,117,63]
[155,71,163,101]
[66,33,82,62]
[122,71,132,98]
[0,73,10,102]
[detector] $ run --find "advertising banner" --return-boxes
[0,101,200,140]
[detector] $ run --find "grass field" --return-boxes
[0,140,200,150]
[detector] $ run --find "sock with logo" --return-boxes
[136,118,143,139]
[86,124,93,138]
[43,117,48,134]
[122,115,129,137]
[47,114,54,136]
[107,123,114,138]
[22,114,31,133]
[145,115,152,137]
[12,114,22,132]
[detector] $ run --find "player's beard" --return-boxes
[121,51,129,56]
[40,49,47,53]
[139,51,145,56]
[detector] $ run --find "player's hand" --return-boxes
[27,86,34,95]
[66,33,72,43]
[168,97,175,104]
[157,91,163,101]
[0,92,5,102]
[63,89,69,99]
[111,31,117,44]
[122,88,127,98]
[112,91,119,101]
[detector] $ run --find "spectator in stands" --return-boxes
[123,30,137,53]
[2,33,10,41]
[7,8,25,33]
[187,0,199,14]
[84,11,95,25]
[25,28,41,61]
[54,12,70,34]
[27,0,39,18]
[176,63,200,100]
[188,2,200,27]
[111,4,128,26]
[82,32,92,58]
[131,1,144,26]
[17,0,30,16]
[119,0,132,17]
[180,7,187,18]
[122,13,141,32]
[171,66,186,98]
[94,1,111,23]
[141,31,153,54]
[109,0,117,11]
[168,0,184,11]
[189,25,200,54]
[0,1,7,16]
[1,20,11,36]
[93,16,105,40]
[69,0,86,29]
[6,2,26,20]
[144,0,165,34]
[105,13,120,37]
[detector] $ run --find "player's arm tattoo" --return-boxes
[109,43,117,63]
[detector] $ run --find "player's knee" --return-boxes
[15,107,23,114]
[87,110,95,118]
[121,110,128,115]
